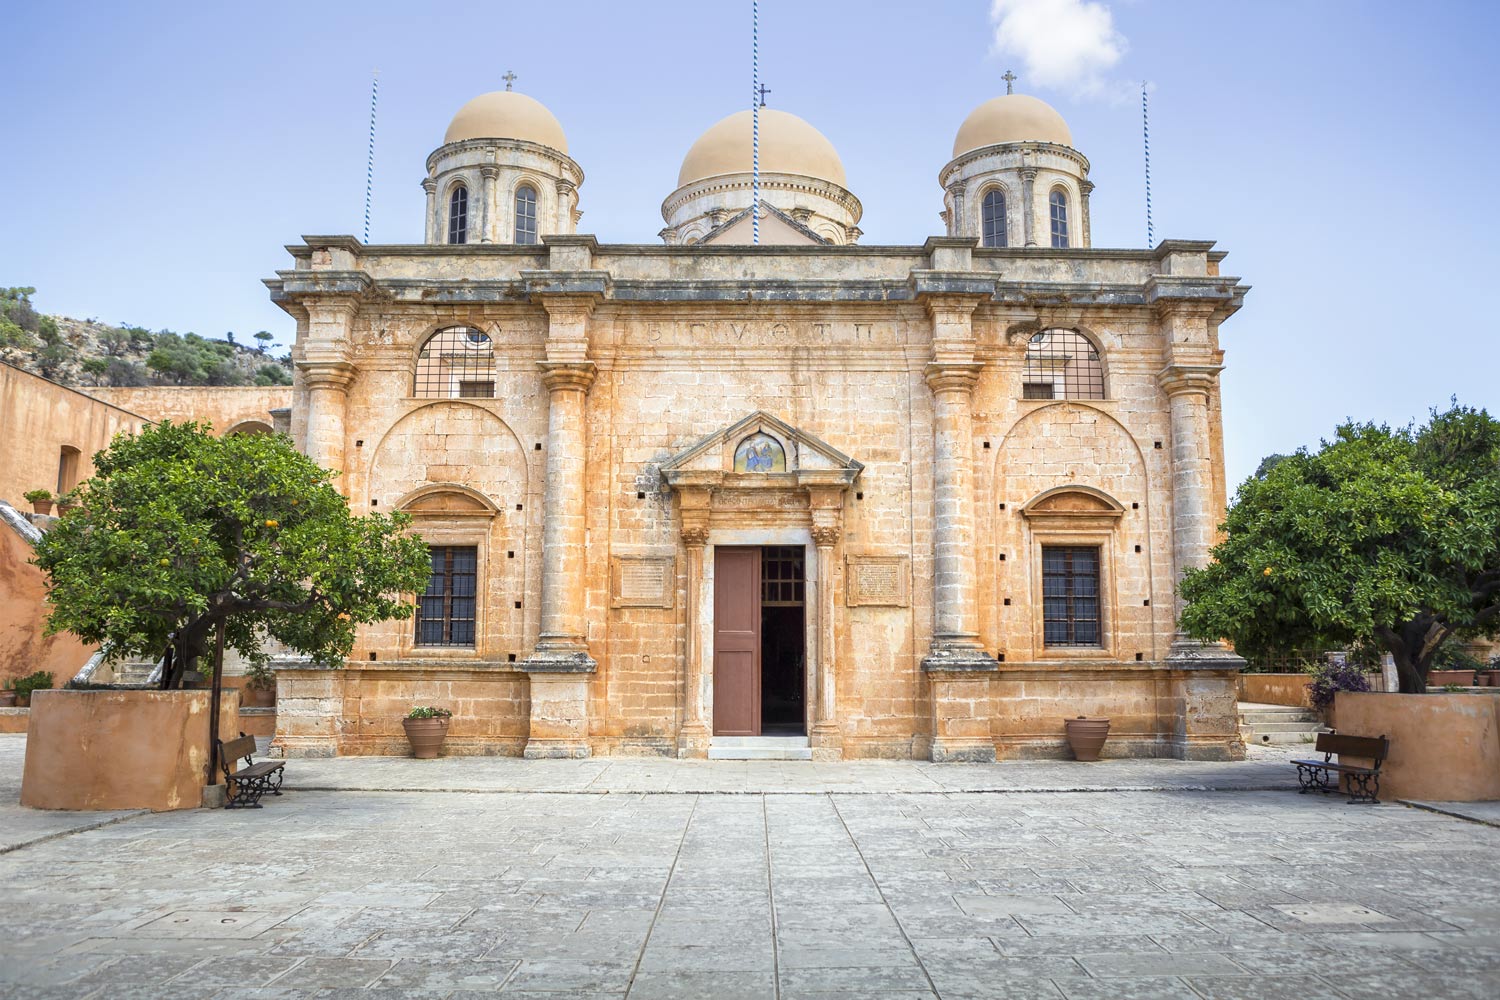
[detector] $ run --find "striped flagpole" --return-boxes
[1142,81,1153,248]
[364,71,379,243]
[751,0,760,245]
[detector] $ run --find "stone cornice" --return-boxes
[939,141,1091,189]
[660,171,863,224]
[424,136,585,186]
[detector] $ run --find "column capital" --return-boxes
[556,179,577,196]
[925,361,983,394]
[811,524,841,547]
[301,361,356,392]
[538,360,596,393]
[1157,364,1222,398]
[420,177,437,194]
[681,524,710,547]
[479,164,501,181]
[537,292,602,321]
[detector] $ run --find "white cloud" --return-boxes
[989,0,1130,101]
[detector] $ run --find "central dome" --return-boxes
[952,94,1072,158]
[444,91,569,152]
[678,109,846,189]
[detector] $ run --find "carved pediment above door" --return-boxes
[659,411,864,493]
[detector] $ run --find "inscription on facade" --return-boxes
[846,555,910,607]
[611,555,676,609]
[620,319,897,348]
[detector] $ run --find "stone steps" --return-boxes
[708,736,813,761]
[1238,702,1327,746]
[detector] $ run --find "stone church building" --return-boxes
[266,86,1249,761]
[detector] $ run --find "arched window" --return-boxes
[981,189,1007,247]
[447,185,468,245]
[514,185,538,245]
[1021,329,1104,400]
[1049,189,1070,249]
[414,326,495,398]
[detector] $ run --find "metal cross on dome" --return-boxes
[1003,70,1017,95]
[503,70,517,91]
[757,83,771,107]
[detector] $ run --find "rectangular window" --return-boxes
[458,380,495,398]
[1022,382,1055,400]
[416,545,477,647]
[1042,546,1100,647]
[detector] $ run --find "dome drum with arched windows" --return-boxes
[424,91,584,247]
[661,109,863,246]
[940,93,1091,250]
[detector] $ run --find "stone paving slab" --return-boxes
[0,734,146,853]
[5,735,1500,997]
[1402,799,1500,827]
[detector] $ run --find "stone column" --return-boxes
[301,363,354,479]
[556,180,576,235]
[1021,167,1038,247]
[421,178,437,243]
[677,515,711,759]
[810,521,843,759]
[947,183,966,238]
[1080,179,1094,248]
[479,165,499,243]
[920,296,998,761]
[1160,366,1219,608]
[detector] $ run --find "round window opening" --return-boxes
[465,331,491,347]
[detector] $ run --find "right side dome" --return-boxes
[941,91,1091,249]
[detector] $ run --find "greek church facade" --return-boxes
[267,87,1249,761]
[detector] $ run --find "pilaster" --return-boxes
[479,165,499,243]
[677,514,711,759]
[809,494,844,760]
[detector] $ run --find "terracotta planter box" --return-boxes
[1428,670,1476,687]
[22,689,241,811]
[1332,692,1500,802]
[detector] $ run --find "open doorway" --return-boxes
[760,546,806,735]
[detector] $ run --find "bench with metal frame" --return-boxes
[217,733,285,809]
[1291,730,1389,804]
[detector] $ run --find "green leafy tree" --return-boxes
[253,363,292,386]
[253,330,274,354]
[1180,403,1500,693]
[146,331,246,385]
[105,358,149,386]
[1,287,41,348]
[79,356,110,384]
[33,421,430,689]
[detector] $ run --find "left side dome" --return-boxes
[443,91,568,152]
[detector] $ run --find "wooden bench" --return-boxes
[217,733,285,809]
[1291,730,1389,804]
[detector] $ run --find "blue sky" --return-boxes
[2,1,1496,486]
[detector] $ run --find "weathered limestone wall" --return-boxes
[89,385,292,435]
[0,509,94,686]
[1334,693,1500,801]
[0,363,146,505]
[271,237,1246,760]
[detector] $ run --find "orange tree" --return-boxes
[1179,403,1500,693]
[34,421,429,689]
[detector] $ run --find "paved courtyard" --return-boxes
[3,735,1499,999]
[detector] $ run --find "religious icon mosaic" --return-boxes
[733,432,786,473]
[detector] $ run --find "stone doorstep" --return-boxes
[708,736,814,761]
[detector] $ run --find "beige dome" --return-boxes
[444,91,568,152]
[678,109,846,188]
[952,94,1072,157]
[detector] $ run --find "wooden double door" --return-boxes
[712,546,807,736]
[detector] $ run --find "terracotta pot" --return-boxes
[1429,670,1476,687]
[402,716,450,759]
[30,499,54,515]
[242,685,276,708]
[0,690,16,707]
[1064,716,1111,762]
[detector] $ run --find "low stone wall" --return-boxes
[21,689,240,811]
[273,666,527,757]
[0,706,27,733]
[1332,692,1500,802]
[1238,673,1314,708]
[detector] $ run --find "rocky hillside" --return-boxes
[1,287,292,388]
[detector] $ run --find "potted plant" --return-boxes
[55,489,80,514]
[12,670,54,708]
[402,706,452,758]
[23,489,54,515]
[242,660,276,707]
[1063,716,1111,761]
[0,680,16,708]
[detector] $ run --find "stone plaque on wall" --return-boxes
[611,556,676,609]
[846,555,909,607]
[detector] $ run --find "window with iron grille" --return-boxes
[1049,189,1069,248]
[1042,546,1101,647]
[981,189,1007,248]
[514,185,538,245]
[417,545,477,647]
[1022,329,1104,400]
[448,185,468,245]
[761,546,805,606]
[414,326,496,398]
